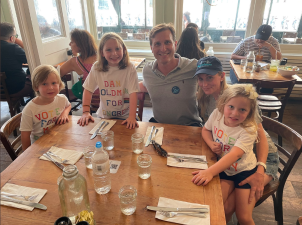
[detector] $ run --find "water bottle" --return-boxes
[246,51,255,73]
[58,165,91,224]
[206,46,214,56]
[92,142,111,194]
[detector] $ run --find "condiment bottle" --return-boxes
[206,46,214,56]
[58,165,91,224]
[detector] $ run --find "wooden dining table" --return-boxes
[0,116,225,225]
[230,60,302,84]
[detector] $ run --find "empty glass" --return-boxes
[240,59,247,70]
[131,133,144,154]
[83,146,95,169]
[137,154,152,179]
[101,130,114,150]
[118,185,137,215]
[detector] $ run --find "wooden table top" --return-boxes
[230,60,302,84]
[0,116,225,225]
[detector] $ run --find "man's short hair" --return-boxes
[0,22,15,40]
[149,23,176,46]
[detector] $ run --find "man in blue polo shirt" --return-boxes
[139,23,202,126]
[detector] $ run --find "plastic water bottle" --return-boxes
[246,51,255,73]
[206,46,214,56]
[92,142,111,194]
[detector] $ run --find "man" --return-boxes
[230,24,282,84]
[139,23,202,126]
[0,22,33,100]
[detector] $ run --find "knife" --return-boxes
[43,153,65,170]
[147,206,209,213]
[90,121,105,140]
[1,195,47,210]
[145,126,155,147]
[168,155,207,162]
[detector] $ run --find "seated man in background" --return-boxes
[139,23,202,126]
[230,24,282,84]
[0,22,33,101]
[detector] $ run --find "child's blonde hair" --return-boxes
[217,84,259,132]
[94,32,130,72]
[31,65,65,96]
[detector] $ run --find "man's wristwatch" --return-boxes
[256,162,267,171]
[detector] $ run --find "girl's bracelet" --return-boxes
[83,111,90,114]
[82,105,90,108]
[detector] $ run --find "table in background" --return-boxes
[0,117,225,225]
[230,60,302,84]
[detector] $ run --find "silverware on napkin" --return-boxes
[1,195,47,210]
[147,206,209,213]
[43,153,65,170]
[168,155,207,163]
[99,122,109,133]
[90,121,105,140]
[145,126,155,147]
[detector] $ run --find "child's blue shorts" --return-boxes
[219,167,257,189]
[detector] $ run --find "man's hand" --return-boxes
[239,172,264,204]
[256,41,272,49]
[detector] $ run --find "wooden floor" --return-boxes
[1,99,302,225]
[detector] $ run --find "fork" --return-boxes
[1,192,39,201]
[48,151,69,164]
[159,211,207,218]
[151,129,159,142]
[174,157,208,164]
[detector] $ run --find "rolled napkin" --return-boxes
[155,197,210,225]
[89,119,116,135]
[39,146,83,165]
[144,126,164,146]
[167,153,208,169]
[1,183,47,211]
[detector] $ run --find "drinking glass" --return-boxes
[137,154,152,179]
[101,130,114,150]
[131,133,144,154]
[83,146,95,169]
[118,185,137,216]
[240,59,247,70]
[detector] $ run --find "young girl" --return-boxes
[20,65,71,150]
[192,84,259,225]
[77,32,139,129]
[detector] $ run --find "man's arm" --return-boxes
[14,38,24,49]
[231,54,247,60]
[139,81,148,92]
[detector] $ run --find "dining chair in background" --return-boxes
[0,113,23,161]
[60,73,82,115]
[250,116,302,225]
[0,72,22,118]
[90,92,146,121]
[256,79,296,146]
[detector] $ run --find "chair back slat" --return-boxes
[278,167,283,174]
[1,113,22,137]
[276,145,291,158]
[278,157,287,167]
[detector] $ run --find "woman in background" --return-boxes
[60,29,97,80]
[176,27,205,60]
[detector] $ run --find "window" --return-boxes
[65,0,85,31]
[183,0,251,43]
[263,0,302,44]
[34,0,62,41]
[94,0,153,41]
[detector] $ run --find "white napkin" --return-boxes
[167,153,208,169]
[155,197,210,225]
[1,183,47,211]
[144,127,164,146]
[39,146,83,165]
[89,119,116,135]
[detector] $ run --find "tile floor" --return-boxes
[1,100,301,224]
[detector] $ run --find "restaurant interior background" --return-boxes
[1,1,302,224]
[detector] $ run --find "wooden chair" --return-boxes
[297,216,302,225]
[60,73,82,115]
[0,113,23,161]
[90,92,146,121]
[0,72,22,118]
[253,116,302,225]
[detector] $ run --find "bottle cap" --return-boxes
[96,142,102,148]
